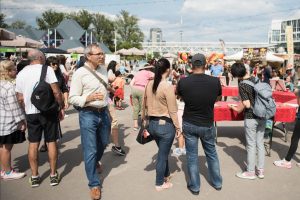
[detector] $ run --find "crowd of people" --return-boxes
[1,45,300,200]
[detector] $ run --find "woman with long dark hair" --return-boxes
[142,58,181,191]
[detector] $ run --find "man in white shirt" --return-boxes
[68,44,111,200]
[15,49,64,187]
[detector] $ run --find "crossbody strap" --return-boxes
[40,65,48,82]
[83,65,109,89]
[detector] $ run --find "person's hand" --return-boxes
[59,109,65,121]
[17,120,27,132]
[87,92,104,102]
[64,100,69,110]
[176,130,182,138]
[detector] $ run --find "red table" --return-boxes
[214,101,296,122]
[214,101,296,155]
[272,91,296,103]
[222,86,239,97]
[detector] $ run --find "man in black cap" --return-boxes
[177,53,222,195]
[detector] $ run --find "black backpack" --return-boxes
[31,65,59,114]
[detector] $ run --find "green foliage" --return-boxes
[92,13,115,51]
[0,13,8,28]
[66,10,93,30]
[36,9,65,30]
[115,10,144,50]
[10,20,26,29]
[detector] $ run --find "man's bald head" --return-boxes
[28,49,45,64]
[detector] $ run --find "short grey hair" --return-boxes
[27,49,45,64]
[84,43,101,59]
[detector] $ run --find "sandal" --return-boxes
[155,182,173,191]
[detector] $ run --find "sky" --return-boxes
[1,0,300,43]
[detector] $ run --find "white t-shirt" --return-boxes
[15,64,58,114]
[59,64,67,75]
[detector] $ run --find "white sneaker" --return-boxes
[2,169,26,180]
[173,148,186,156]
[0,170,4,179]
[274,159,292,169]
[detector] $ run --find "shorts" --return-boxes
[108,103,118,129]
[0,130,26,144]
[26,113,60,143]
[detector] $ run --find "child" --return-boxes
[112,70,125,110]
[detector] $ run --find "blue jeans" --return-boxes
[183,121,222,192]
[79,108,111,188]
[148,118,175,186]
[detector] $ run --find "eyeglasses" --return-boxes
[89,52,105,56]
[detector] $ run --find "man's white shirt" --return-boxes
[15,64,58,114]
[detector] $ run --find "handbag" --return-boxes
[136,124,153,144]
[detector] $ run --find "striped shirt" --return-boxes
[0,80,25,136]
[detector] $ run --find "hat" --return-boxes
[139,63,154,71]
[191,53,206,67]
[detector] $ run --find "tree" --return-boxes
[0,13,8,28]
[10,20,26,29]
[115,10,144,49]
[67,10,92,30]
[92,13,115,51]
[36,9,65,30]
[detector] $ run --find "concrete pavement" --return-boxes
[1,86,300,200]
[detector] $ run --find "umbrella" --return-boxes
[163,52,177,58]
[224,51,284,63]
[39,48,68,54]
[127,47,146,56]
[67,46,84,54]
[116,48,131,56]
[0,28,16,40]
[0,35,44,48]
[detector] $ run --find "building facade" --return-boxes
[148,28,165,45]
[268,16,300,53]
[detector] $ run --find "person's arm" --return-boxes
[50,83,64,108]
[165,85,181,137]
[16,92,25,110]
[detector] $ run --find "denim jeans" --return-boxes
[79,108,111,188]
[244,118,266,172]
[183,121,222,192]
[148,118,175,186]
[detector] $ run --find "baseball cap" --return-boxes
[191,53,206,67]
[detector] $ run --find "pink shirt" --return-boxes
[132,70,154,90]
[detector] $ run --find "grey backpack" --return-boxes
[242,78,276,119]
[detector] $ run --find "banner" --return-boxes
[286,26,294,66]
[0,47,16,53]
[243,47,267,61]
[178,52,191,63]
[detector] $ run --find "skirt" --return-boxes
[0,130,26,144]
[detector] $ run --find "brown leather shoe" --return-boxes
[90,187,101,200]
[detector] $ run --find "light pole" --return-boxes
[114,30,117,53]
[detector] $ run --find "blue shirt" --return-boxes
[210,65,223,77]
[119,66,127,74]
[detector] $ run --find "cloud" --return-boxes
[181,0,275,15]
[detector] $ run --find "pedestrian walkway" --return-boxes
[1,86,300,200]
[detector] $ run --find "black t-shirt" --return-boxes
[177,74,222,127]
[239,76,256,119]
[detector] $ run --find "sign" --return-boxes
[0,47,16,53]
[178,52,191,63]
[243,47,267,61]
[286,26,294,66]
[70,53,79,60]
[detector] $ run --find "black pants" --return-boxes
[285,119,300,161]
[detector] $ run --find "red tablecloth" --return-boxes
[272,91,296,103]
[222,86,239,97]
[214,101,296,123]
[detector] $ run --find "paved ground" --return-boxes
[1,85,300,200]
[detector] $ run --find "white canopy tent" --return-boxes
[224,51,284,63]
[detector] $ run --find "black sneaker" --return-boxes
[111,146,126,156]
[29,176,41,188]
[50,171,61,186]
